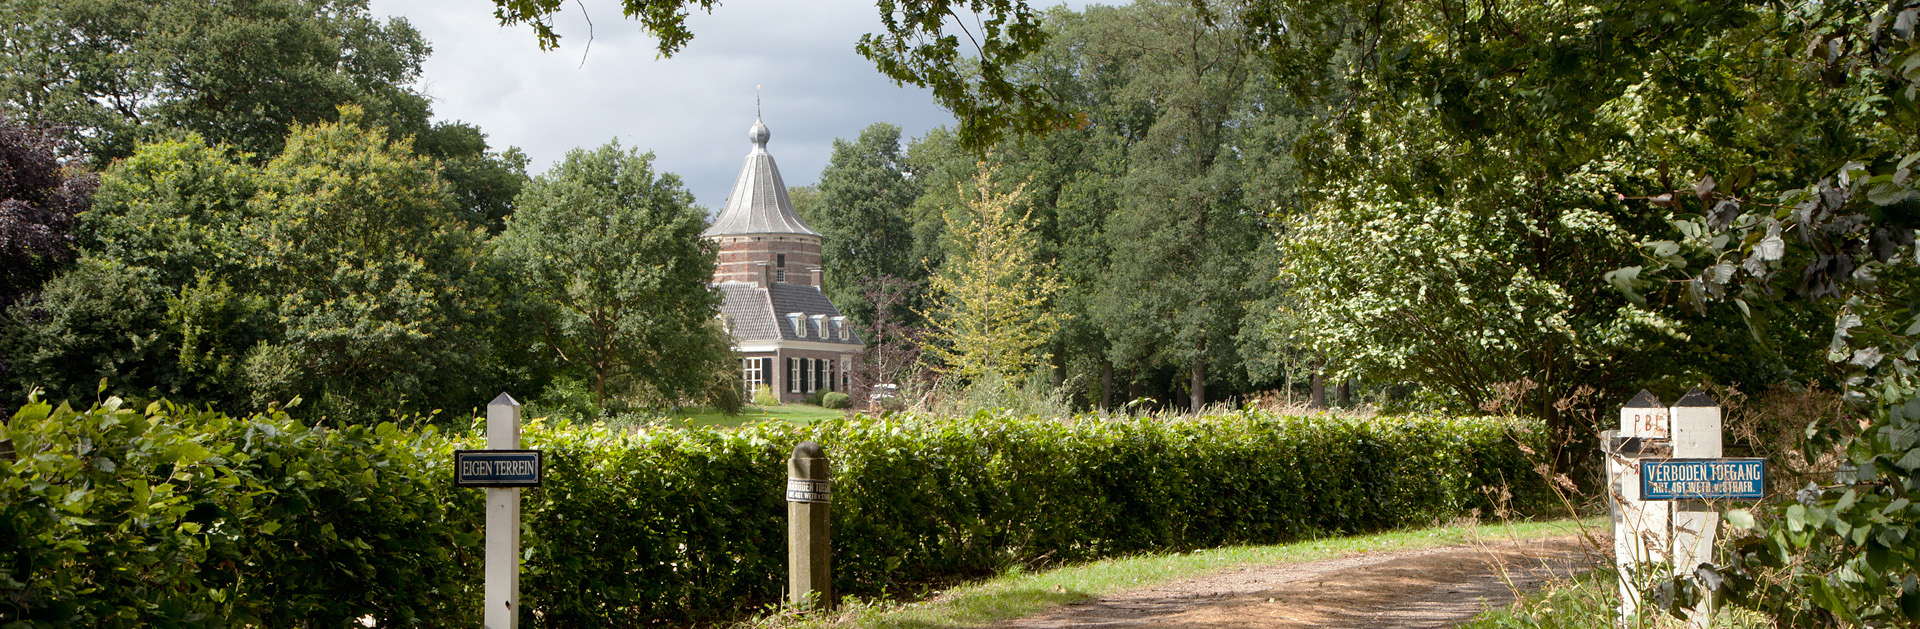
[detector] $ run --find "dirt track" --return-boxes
[997,535,1593,628]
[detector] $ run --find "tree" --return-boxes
[805,123,921,326]
[0,0,433,164]
[245,108,496,419]
[1082,0,1273,413]
[919,164,1062,382]
[0,120,95,311]
[847,275,928,401]
[493,140,729,409]
[7,110,503,419]
[414,121,531,235]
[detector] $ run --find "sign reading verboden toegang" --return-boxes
[455,450,543,488]
[786,478,831,503]
[1640,458,1765,501]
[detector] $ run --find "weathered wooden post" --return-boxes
[786,441,832,610]
[1669,389,1722,627]
[1607,390,1671,622]
[454,394,542,629]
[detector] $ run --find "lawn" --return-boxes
[668,403,849,428]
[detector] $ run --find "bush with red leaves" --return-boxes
[0,121,96,310]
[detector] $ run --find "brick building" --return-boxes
[706,116,863,403]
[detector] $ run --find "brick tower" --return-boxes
[704,116,862,403]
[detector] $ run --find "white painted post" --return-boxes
[1610,390,1670,622]
[1670,389,1722,628]
[485,393,522,629]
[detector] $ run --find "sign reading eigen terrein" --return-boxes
[454,449,542,488]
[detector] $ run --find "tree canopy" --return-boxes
[494,140,734,411]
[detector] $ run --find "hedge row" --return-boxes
[0,396,1553,627]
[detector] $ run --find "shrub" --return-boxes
[821,392,851,409]
[752,384,780,407]
[0,396,1551,626]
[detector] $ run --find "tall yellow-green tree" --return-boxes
[921,164,1063,382]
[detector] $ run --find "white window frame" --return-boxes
[742,358,762,394]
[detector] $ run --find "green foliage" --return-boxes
[821,391,852,410]
[753,384,782,407]
[251,108,497,420]
[494,139,729,410]
[1698,392,1920,625]
[920,163,1064,382]
[0,0,434,163]
[6,114,505,421]
[1,393,1549,626]
[0,394,481,627]
[805,123,923,326]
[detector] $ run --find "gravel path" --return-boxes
[995,535,1594,628]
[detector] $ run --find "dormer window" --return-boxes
[787,312,804,337]
[831,316,848,341]
[810,314,827,339]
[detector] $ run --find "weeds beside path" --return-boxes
[751,518,1601,629]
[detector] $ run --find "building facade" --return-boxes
[706,117,863,403]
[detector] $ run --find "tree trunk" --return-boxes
[1190,353,1206,413]
[1308,359,1326,409]
[594,366,607,411]
[1100,361,1114,411]
[1337,378,1352,407]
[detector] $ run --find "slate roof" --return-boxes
[716,282,863,346]
[703,117,820,238]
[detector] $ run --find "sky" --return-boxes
[364,0,964,210]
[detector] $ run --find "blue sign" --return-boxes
[454,450,542,488]
[1640,458,1765,501]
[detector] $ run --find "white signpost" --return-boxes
[484,394,526,629]
[1606,388,1759,628]
[1607,390,1671,621]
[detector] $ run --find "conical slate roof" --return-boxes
[703,117,820,238]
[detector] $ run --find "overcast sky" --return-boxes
[365,0,970,210]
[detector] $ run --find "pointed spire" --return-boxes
[703,113,819,238]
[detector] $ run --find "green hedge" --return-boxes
[0,396,1552,627]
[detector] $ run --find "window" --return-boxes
[832,316,848,340]
[741,358,762,395]
[814,359,826,394]
[788,313,805,337]
[788,358,800,393]
[776,253,787,283]
[827,359,836,392]
[810,315,827,339]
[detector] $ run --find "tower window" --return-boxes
[776,254,787,283]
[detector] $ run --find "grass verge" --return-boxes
[1459,567,1772,629]
[743,516,1605,629]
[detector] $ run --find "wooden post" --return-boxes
[1609,390,1670,622]
[786,441,832,610]
[1670,388,1722,627]
[485,393,522,629]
